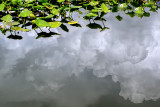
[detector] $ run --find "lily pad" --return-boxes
[35,19,50,27]
[101,3,110,13]
[1,14,12,22]
[49,21,61,28]
[20,9,32,17]
[86,13,98,17]
[0,4,5,11]
[68,21,78,25]
[51,8,59,15]
[7,21,20,26]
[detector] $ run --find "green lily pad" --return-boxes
[135,7,144,15]
[57,0,65,3]
[49,21,61,28]
[1,14,12,22]
[89,1,99,6]
[11,27,31,32]
[101,3,110,13]
[68,21,78,25]
[25,0,35,3]
[39,14,54,19]
[119,3,128,10]
[35,19,50,27]
[7,21,20,26]
[0,4,5,11]
[86,13,98,17]
[20,9,32,17]
[51,8,59,15]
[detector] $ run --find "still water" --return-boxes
[0,10,160,107]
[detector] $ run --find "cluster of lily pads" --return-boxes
[0,0,160,39]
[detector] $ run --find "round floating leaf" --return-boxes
[11,0,22,5]
[68,21,78,25]
[25,0,35,3]
[86,13,98,17]
[7,21,20,26]
[91,8,102,13]
[40,0,48,3]
[0,4,5,11]
[119,3,128,10]
[35,19,50,27]
[71,6,82,9]
[57,0,65,3]
[101,3,110,13]
[135,7,144,14]
[11,27,21,31]
[51,8,59,15]
[89,1,99,6]
[39,14,54,19]
[1,14,12,22]
[20,9,32,17]
[11,27,31,32]
[49,21,61,28]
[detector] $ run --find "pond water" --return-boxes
[1,9,160,107]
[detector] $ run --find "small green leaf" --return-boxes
[86,23,102,29]
[51,8,59,15]
[0,4,5,11]
[20,9,32,17]
[89,1,99,6]
[11,27,30,32]
[119,3,128,10]
[25,0,35,3]
[57,0,65,3]
[101,3,110,13]
[11,0,22,5]
[35,19,50,27]
[135,7,144,14]
[40,0,48,3]
[71,6,82,9]
[68,21,78,25]
[49,21,61,28]
[39,14,54,19]
[1,14,12,22]
[7,21,20,26]
[86,13,98,17]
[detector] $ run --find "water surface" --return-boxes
[0,10,160,107]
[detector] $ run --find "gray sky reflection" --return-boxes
[0,10,160,107]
